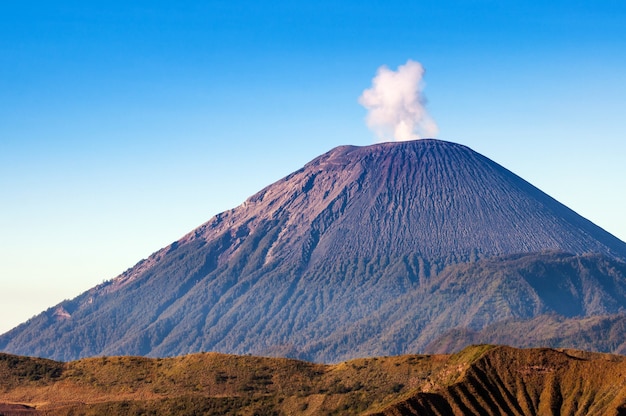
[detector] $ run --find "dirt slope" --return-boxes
[2,345,626,415]
[376,346,626,416]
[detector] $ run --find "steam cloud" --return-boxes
[359,59,438,142]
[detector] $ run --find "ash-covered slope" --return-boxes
[2,139,626,362]
[186,139,624,267]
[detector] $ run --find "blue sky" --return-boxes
[1,1,625,334]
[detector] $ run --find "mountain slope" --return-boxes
[426,313,626,355]
[297,251,626,360]
[2,346,626,415]
[2,139,626,362]
[375,345,626,416]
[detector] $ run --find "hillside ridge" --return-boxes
[2,345,626,415]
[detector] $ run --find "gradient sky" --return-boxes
[1,1,625,334]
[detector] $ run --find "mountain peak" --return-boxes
[2,140,626,362]
[209,138,625,269]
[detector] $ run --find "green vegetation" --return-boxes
[7,249,626,365]
[0,353,63,388]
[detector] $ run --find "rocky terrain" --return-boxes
[2,140,626,362]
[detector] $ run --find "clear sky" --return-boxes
[1,1,625,334]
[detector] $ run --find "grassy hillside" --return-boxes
[2,345,626,415]
[0,349,451,415]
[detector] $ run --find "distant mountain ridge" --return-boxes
[2,139,626,362]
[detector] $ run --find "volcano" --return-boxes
[2,139,626,362]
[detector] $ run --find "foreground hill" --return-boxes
[1,345,626,415]
[2,140,626,362]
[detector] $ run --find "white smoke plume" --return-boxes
[359,59,438,142]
